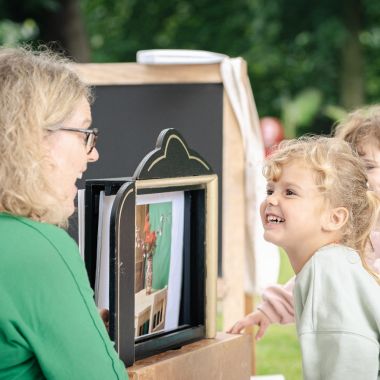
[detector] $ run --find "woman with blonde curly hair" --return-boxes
[0,47,128,379]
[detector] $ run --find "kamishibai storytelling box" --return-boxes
[84,128,217,366]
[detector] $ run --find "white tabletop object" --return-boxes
[136,49,227,65]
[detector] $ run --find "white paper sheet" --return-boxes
[136,191,184,331]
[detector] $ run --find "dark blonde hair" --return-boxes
[0,46,91,225]
[334,105,380,154]
[264,136,380,281]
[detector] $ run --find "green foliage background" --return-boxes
[2,0,380,135]
[80,0,380,135]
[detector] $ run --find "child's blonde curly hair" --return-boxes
[334,105,380,154]
[264,136,380,281]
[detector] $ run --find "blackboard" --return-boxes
[75,83,223,272]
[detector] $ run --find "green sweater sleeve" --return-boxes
[0,214,129,380]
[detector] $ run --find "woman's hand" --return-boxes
[227,309,271,340]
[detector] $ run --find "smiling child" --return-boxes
[259,136,380,379]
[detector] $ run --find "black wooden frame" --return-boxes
[84,129,218,366]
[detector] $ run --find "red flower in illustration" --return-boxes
[145,231,156,245]
[144,214,157,250]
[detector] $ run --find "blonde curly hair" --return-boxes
[264,136,380,281]
[0,46,91,226]
[333,105,380,154]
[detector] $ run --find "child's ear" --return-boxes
[322,207,349,232]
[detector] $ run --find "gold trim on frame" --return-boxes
[134,175,218,338]
[147,135,210,172]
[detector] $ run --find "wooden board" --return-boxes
[127,332,251,380]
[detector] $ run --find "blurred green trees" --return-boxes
[80,0,380,135]
[0,0,90,61]
[2,0,380,135]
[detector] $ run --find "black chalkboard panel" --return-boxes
[76,83,223,272]
[84,84,223,180]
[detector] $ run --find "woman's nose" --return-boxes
[87,147,99,162]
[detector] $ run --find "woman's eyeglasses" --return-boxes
[48,127,98,154]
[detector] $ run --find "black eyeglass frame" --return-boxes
[48,127,98,154]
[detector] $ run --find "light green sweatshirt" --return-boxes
[0,213,128,380]
[294,244,380,380]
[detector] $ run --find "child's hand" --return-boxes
[99,308,110,333]
[227,310,271,340]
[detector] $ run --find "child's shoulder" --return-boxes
[314,244,360,266]
[298,244,359,277]
[298,244,380,304]
[297,244,377,291]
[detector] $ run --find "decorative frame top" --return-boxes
[133,128,214,180]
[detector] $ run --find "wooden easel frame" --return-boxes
[74,61,247,332]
